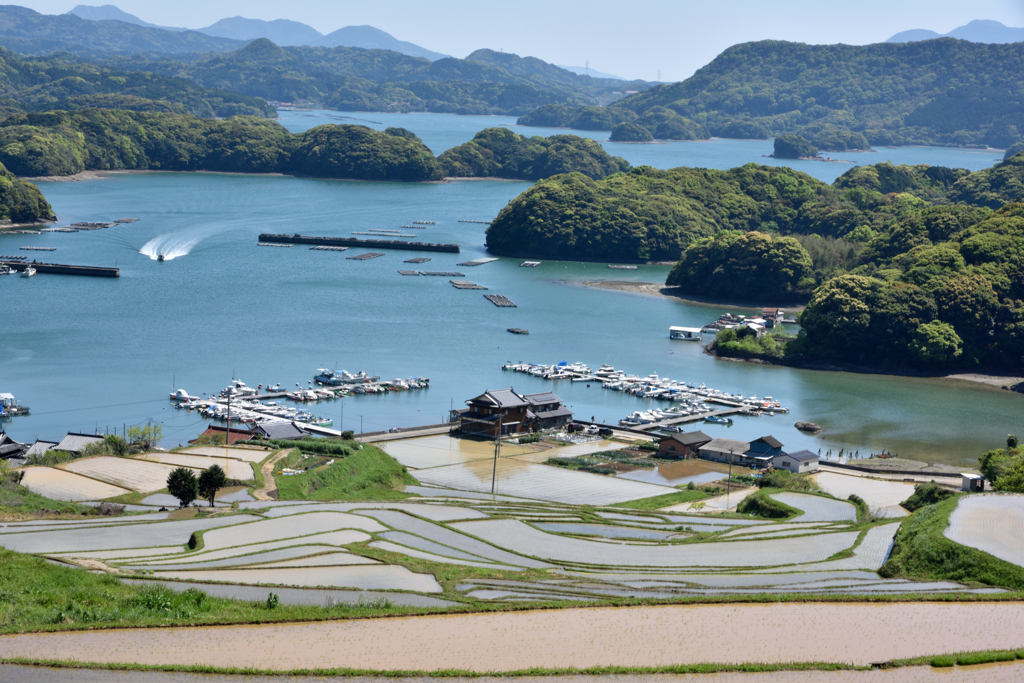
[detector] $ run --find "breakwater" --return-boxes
[258,233,460,253]
[1,260,120,278]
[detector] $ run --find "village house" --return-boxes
[658,431,711,458]
[454,389,573,436]
[772,449,819,473]
[699,435,785,467]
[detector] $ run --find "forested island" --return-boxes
[438,128,629,180]
[487,153,1024,371]
[0,112,628,183]
[518,39,1024,150]
[0,162,54,224]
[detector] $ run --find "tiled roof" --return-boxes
[54,432,104,453]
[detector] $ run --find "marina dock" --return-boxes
[1,260,119,278]
[259,233,460,254]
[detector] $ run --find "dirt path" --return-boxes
[252,450,290,501]
[1,603,1022,672]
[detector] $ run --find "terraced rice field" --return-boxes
[133,453,254,480]
[3,603,1023,671]
[381,435,545,469]
[815,472,914,515]
[945,494,1024,567]
[771,492,858,522]
[199,513,383,550]
[415,458,672,505]
[181,446,272,463]
[450,519,859,567]
[62,457,181,493]
[151,565,443,592]
[16,467,129,501]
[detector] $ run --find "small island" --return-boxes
[772,134,819,159]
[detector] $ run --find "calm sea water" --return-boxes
[1,111,1020,464]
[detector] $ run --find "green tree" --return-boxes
[197,465,228,507]
[773,134,817,159]
[126,422,163,452]
[166,468,198,508]
[993,458,1024,493]
[102,434,129,457]
[908,320,963,366]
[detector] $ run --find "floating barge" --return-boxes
[0,260,119,278]
[485,294,517,307]
[259,233,460,253]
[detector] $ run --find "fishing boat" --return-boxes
[21,267,36,278]
[0,265,13,275]
[705,415,733,425]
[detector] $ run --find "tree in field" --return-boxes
[197,465,228,507]
[166,467,198,508]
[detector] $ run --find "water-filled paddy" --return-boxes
[3,603,1022,671]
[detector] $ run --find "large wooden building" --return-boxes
[454,389,573,436]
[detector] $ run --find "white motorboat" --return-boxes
[21,267,36,278]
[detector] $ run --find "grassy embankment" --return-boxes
[274,443,418,501]
[880,495,1024,589]
[0,468,91,520]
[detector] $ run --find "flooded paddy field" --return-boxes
[2,603,1024,671]
[945,494,1024,567]
[4,664,1024,683]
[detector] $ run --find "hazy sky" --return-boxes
[13,0,1024,81]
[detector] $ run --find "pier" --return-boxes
[0,260,119,278]
[259,233,460,254]
[484,294,517,307]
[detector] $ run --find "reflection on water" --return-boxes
[616,459,730,486]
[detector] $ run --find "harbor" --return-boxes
[259,232,461,253]
[501,361,789,430]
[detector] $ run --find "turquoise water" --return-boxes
[1,112,1021,463]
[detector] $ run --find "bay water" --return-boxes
[1,111,1020,465]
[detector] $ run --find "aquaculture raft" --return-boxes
[20,246,56,251]
[398,270,420,276]
[451,280,487,290]
[404,257,431,263]
[608,265,638,270]
[347,253,385,260]
[420,271,464,276]
[258,233,460,254]
[458,257,499,267]
[484,294,517,308]
[508,328,529,335]
[310,246,348,251]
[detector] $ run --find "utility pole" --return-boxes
[225,391,231,453]
[492,417,501,495]
[727,448,734,508]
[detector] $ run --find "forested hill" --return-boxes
[0,110,629,184]
[98,40,648,115]
[0,161,53,223]
[0,48,273,118]
[520,39,1024,149]
[438,128,629,181]
[0,5,242,58]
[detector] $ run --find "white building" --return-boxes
[773,450,819,473]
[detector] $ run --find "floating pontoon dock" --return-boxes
[258,233,460,253]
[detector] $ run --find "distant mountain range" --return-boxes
[887,19,1024,44]
[557,65,624,80]
[65,4,449,60]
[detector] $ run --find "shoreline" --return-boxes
[582,280,808,311]
[706,347,1024,393]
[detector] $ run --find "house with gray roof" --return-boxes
[454,389,573,436]
[773,449,819,473]
[253,421,307,441]
[54,432,104,454]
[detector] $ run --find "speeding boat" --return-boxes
[157,253,165,262]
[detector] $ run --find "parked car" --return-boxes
[598,427,613,436]
[585,425,600,435]
[566,423,584,433]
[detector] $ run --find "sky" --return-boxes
[12,0,1024,81]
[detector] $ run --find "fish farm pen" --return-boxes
[259,233,460,253]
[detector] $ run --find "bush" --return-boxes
[901,483,957,512]
[266,438,358,457]
[956,651,1016,666]
[737,489,800,518]
[930,655,955,667]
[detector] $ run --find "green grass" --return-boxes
[274,445,418,501]
[956,650,1017,665]
[880,495,1024,589]
[611,488,712,510]
[0,473,91,518]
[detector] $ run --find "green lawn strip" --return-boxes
[880,496,1024,589]
[610,489,712,510]
[274,445,418,502]
[0,658,873,677]
[101,490,148,505]
[890,648,1024,668]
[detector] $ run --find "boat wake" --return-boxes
[140,232,206,261]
